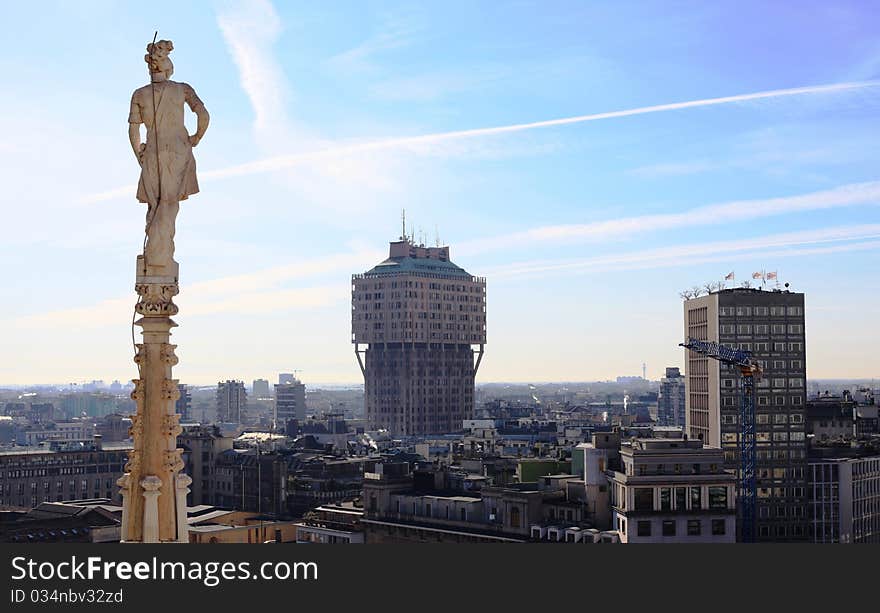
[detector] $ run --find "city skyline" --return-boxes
[3,1,880,385]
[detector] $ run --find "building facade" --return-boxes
[608,438,737,543]
[684,287,808,541]
[0,440,131,509]
[658,367,686,427]
[352,237,486,435]
[216,380,247,424]
[178,424,234,506]
[808,454,880,543]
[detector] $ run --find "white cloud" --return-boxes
[457,180,880,255]
[484,224,880,279]
[217,0,287,136]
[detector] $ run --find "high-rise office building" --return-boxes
[216,380,247,424]
[352,235,486,435]
[252,379,270,399]
[658,367,686,427]
[275,378,306,429]
[278,373,296,385]
[683,287,807,541]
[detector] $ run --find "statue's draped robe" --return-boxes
[129,80,203,206]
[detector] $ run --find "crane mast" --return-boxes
[680,338,763,542]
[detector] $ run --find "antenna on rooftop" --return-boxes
[401,209,406,240]
[435,225,441,247]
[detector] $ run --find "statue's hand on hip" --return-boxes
[137,143,147,165]
[189,134,201,148]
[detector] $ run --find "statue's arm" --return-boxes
[128,123,144,164]
[128,91,145,164]
[184,83,210,147]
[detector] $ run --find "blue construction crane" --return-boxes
[680,338,763,543]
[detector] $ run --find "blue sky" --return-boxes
[2,0,879,385]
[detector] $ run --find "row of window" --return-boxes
[719,306,802,316]
[619,517,727,538]
[719,324,803,335]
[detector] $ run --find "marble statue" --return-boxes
[128,39,209,271]
[120,39,205,543]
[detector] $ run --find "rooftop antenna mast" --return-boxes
[435,225,441,247]
[401,209,406,240]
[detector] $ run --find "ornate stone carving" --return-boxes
[160,343,179,366]
[130,378,144,401]
[124,449,141,474]
[128,414,144,440]
[161,378,181,401]
[135,283,179,316]
[162,414,182,438]
[164,448,185,473]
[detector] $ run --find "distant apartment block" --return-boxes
[352,236,486,435]
[658,367,686,427]
[216,380,247,424]
[252,379,270,399]
[176,383,192,422]
[275,378,306,429]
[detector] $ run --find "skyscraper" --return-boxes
[657,367,686,427]
[216,380,247,424]
[352,235,486,435]
[683,286,807,541]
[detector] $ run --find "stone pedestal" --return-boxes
[119,255,189,543]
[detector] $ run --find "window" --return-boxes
[634,488,654,512]
[637,521,652,537]
[510,506,520,528]
[709,486,728,510]
[662,520,676,536]
[687,520,702,536]
[675,488,687,510]
[736,306,752,316]
[660,488,671,511]
[711,519,726,536]
[691,487,702,510]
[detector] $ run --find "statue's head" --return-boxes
[145,40,174,80]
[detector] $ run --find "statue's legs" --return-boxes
[144,199,180,269]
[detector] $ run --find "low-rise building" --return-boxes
[295,502,365,544]
[0,439,131,509]
[608,438,737,543]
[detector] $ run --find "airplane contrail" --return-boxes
[79,80,879,204]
